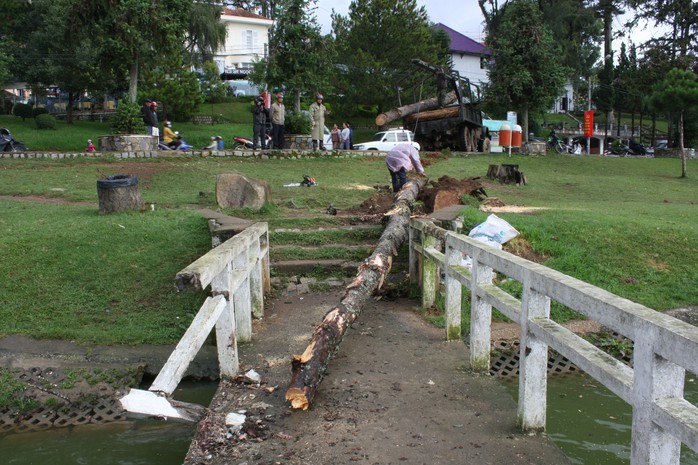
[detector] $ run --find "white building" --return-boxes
[214,8,273,79]
[434,23,490,91]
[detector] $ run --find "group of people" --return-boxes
[136,94,426,192]
[330,122,353,150]
[253,91,287,150]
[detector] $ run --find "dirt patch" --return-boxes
[419,175,486,213]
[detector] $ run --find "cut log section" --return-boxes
[403,106,460,124]
[285,177,427,410]
[375,92,457,127]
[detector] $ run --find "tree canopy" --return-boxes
[483,0,568,136]
[651,68,698,177]
[331,0,450,114]
[250,0,334,112]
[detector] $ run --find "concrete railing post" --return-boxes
[211,262,239,378]
[233,244,252,342]
[444,239,462,341]
[421,233,437,309]
[518,284,550,432]
[631,332,684,464]
[469,248,493,373]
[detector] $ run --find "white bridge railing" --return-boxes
[120,222,270,420]
[409,218,698,465]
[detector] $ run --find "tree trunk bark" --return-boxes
[680,111,687,178]
[128,61,139,104]
[404,106,460,124]
[285,177,427,410]
[376,92,456,126]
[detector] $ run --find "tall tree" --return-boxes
[483,0,568,139]
[651,68,698,178]
[69,0,193,103]
[185,2,228,67]
[627,0,697,64]
[332,0,449,114]
[249,0,334,112]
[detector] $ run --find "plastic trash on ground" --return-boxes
[461,214,519,269]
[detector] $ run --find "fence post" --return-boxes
[234,245,253,342]
[409,224,419,286]
[444,237,462,341]
[469,248,493,373]
[631,330,684,465]
[422,233,437,309]
[249,236,264,319]
[211,262,239,378]
[517,282,550,432]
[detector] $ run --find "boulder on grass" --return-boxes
[216,173,272,209]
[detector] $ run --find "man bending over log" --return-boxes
[386,143,425,192]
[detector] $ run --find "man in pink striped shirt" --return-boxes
[385,143,425,192]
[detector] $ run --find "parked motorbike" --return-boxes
[0,128,27,152]
[628,138,647,156]
[231,134,271,149]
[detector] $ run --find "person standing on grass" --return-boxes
[385,143,425,193]
[331,123,341,150]
[309,93,326,150]
[270,92,285,149]
[252,95,267,150]
[141,98,156,136]
[340,122,352,150]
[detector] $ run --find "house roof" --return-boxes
[435,23,489,56]
[222,7,269,20]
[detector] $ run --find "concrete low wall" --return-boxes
[98,134,159,152]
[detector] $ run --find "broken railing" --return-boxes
[120,222,270,420]
[409,218,698,465]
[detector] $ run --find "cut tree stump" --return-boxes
[486,164,526,185]
[285,176,428,410]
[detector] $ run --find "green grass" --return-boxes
[0,153,697,346]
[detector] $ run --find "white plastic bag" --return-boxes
[460,214,519,269]
[468,214,519,246]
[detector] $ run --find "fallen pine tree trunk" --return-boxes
[403,106,460,124]
[285,176,428,410]
[375,92,457,127]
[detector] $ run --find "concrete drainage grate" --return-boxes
[0,397,125,432]
[490,340,581,378]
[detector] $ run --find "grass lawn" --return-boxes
[1,150,697,345]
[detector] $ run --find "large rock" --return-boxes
[216,173,272,209]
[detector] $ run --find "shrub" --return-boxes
[285,111,311,134]
[110,100,146,134]
[12,103,33,120]
[32,107,48,118]
[35,113,56,129]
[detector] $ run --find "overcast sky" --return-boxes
[313,0,487,41]
[312,0,666,53]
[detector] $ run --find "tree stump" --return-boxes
[97,174,142,214]
[486,164,526,185]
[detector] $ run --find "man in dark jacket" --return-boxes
[252,96,267,149]
[141,98,156,136]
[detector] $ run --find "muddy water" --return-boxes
[504,373,698,465]
[0,380,217,465]
[1,375,696,464]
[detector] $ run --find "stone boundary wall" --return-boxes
[0,148,395,160]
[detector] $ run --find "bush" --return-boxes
[35,113,56,129]
[12,103,33,120]
[285,111,311,134]
[110,100,146,134]
[32,107,48,118]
